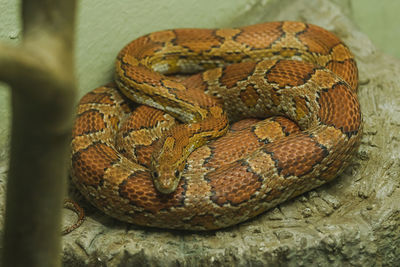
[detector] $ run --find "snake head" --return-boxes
[150,136,186,194]
[151,165,183,194]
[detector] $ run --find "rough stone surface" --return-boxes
[2,0,400,266]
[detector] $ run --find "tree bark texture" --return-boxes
[0,1,77,267]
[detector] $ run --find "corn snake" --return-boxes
[71,21,362,230]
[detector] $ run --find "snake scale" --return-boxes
[71,21,362,230]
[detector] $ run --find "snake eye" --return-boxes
[174,170,180,178]
[152,171,159,179]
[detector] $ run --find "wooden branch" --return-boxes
[1,1,77,267]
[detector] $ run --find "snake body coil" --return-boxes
[71,21,362,230]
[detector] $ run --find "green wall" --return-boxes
[351,0,400,59]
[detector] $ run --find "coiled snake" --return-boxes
[71,21,362,230]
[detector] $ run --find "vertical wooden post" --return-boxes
[0,1,77,266]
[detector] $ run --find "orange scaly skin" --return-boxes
[71,21,362,230]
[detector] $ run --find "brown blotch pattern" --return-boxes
[205,130,262,169]
[182,73,209,91]
[207,161,262,206]
[235,22,283,49]
[73,110,105,136]
[149,30,175,44]
[220,61,257,89]
[266,60,316,88]
[265,134,327,177]
[118,172,185,213]
[173,29,221,53]
[124,35,164,59]
[134,144,156,167]
[121,105,168,132]
[273,117,301,136]
[240,84,260,107]
[282,21,307,33]
[79,91,115,105]
[326,59,358,90]
[72,142,119,186]
[318,83,361,135]
[297,24,341,55]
